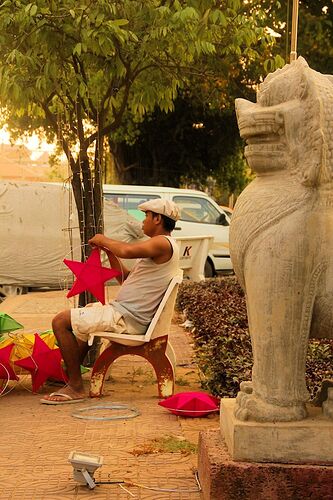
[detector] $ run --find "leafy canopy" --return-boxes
[255,0,333,73]
[0,0,275,157]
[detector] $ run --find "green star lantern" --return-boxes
[0,312,24,334]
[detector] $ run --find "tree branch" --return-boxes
[71,55,92,121]
[73,55,98,121]
[41,97,77,172]
[86,75,132,147]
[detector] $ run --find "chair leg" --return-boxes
[152,353,175,398]
[89,345,121,398]
[144,338,175,398]
[166,342,176,370]
[89,335,175,398]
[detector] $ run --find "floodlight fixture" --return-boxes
[68,450,103,489]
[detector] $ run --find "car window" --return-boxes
[173,195,228,225]
[103,193,161,221]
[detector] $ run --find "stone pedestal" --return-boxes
[198,429,333,500]
[220,398,333,464]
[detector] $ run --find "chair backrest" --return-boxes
[143,270,183,342]
[175,235,213,282]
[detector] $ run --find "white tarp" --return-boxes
[0,181,144,289]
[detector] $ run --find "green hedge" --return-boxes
[176,277,333,399]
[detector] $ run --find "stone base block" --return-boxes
[221,398,333,464]
[198,429,333,500]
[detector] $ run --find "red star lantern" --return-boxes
[158,392,220,417]
[0,343,19,381]
[14,334,68,392]
[64,247,121,304]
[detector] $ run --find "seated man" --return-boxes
[41,199,180,404]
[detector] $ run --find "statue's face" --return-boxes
[235,64,306,175]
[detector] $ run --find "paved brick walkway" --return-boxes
[0,290,218,499]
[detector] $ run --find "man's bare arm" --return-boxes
[88,234,172,262]
[104,249,130,284]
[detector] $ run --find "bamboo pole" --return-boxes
[290,0,299,62]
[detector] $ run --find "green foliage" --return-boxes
[111,1,333,192]
[257,0,333,74]
[177,278,252,397]
[0,0,275,141]
[290,1,333,73]
[0,0,277,247]
[114,96,250,193]
[306,340,333,397]
[110,89,254,191]
[177,278,333,399]
[102,1,284,186]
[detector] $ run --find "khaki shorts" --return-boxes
[71,303,127,342]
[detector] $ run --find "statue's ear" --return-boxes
[295,56,309,69]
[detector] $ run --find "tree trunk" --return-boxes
[94,134,104,234]
[70,142,104,364]
[70,147,103,307]
[109,140,126,183]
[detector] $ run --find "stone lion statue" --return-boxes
[230,57,333,422]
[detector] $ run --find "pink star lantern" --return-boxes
[64,247,121,304]
[14,334,68,392]
[158,391,220,417]
[0,343,19,381]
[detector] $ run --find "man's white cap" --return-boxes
[138,199,180,221]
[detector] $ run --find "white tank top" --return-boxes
[112,236,180,333]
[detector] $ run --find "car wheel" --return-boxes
[204,259,214,278]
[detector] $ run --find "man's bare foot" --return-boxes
[40,385,86,405]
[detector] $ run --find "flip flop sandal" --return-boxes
[40,392,86,405]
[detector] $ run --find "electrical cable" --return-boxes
[95,480,125,485]
[124,480,201,493]
[94,472,202,493]
[71,403,141,421]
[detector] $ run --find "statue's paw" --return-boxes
[234,405,249,421]
[235,389,248,407]
[239,380,253,394]
[234,391,251,421]
[234,392,307,423]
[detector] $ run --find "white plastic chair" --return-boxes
[89,270,183,398]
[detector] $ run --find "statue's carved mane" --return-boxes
[258,57,333,186]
